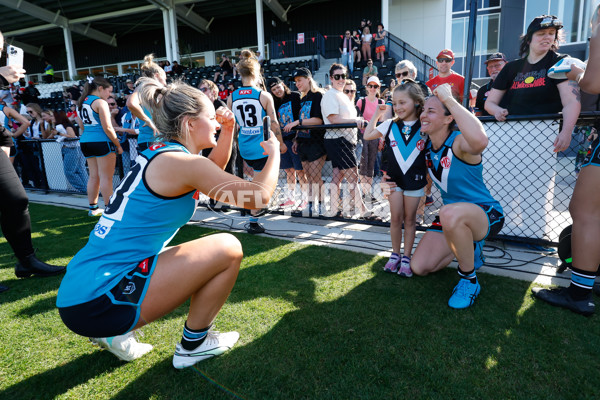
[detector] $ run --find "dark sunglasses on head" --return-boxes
[332,73,346,81]
[367,84,379,89]
[396,71,409,78]
[437,58,452,63]
[344,89,356,94]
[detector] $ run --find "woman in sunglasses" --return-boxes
[485,15,580,153]
[322,63,366,217]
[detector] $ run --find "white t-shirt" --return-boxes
[321,88,358,144]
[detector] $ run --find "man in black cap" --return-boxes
[474,53,507,116]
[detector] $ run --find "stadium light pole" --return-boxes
[463,0,478,108]
[62,27,77,80]
[256,0,265,57]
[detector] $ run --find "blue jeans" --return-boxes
[62,146,88,193]
[341,52,353,74]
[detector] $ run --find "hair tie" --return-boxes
[160,86,168,95]
[87,76,94,84]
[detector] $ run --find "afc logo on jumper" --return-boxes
[93,217,114,239]
[416,140,425,151]
[149,143,166,151]
[390,140,397,147]
[239,89,252,95]
[440,156,451,169]
[122,282,136,295]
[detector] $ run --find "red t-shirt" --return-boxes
[426,71,466,103]
[218,90,230,100]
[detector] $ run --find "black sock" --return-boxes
[567,267,595,300]
[89,203,98,210]
[458,266,477,284]
[181,323,210,351]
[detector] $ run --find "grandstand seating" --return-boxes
[29,57,315,111]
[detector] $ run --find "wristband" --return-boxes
[298,119,302,127]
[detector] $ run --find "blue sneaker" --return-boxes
[448,279,481,309]
[474,240,485,270]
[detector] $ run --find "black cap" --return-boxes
[484,52,507,64]
[527,15,563,35]
[292,67,311,79]
[266,77,283,89]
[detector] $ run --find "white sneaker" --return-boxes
[90,331,153,362]
[88,208,103,217]
[172,329,240,369]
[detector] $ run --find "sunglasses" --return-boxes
[395,71,409,78]
[367,84,379,89]
[108,103,117,106]
[26,110,34,114]
[332,73,346,81]
[437,58,452,63]
[344,89,356,94]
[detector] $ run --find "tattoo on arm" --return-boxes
[569,80,581,102]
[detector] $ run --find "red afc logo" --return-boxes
[149,143,166,151]
[239,89,252,95]
[440,156,451,169]
[138,259,149,273]
[416,139,425,151]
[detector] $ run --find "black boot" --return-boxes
[15,254,66,278]
[0,285,8,293]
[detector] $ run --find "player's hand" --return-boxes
[279,141,287,154]
[261,131,279,156]
[215,106,235,132]
[292,141,298,154]
[433,83,454,104]
[116,145,124,155]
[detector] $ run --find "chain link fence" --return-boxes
[18,112,600,246]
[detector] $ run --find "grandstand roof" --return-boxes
[1,0,326,54]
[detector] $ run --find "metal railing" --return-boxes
[19,112,600,246]
[385,32,438,84]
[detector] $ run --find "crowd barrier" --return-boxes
[18,112,600,246]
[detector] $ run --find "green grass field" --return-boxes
[0,204,599,400]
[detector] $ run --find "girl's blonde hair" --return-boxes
[137,77,208,143]
[236,50,262,86]
[140,53,164,79]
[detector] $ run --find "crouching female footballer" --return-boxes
[56,77,280,369]
[410,83,504,309]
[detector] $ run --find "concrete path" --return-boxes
[29,191,569,288]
